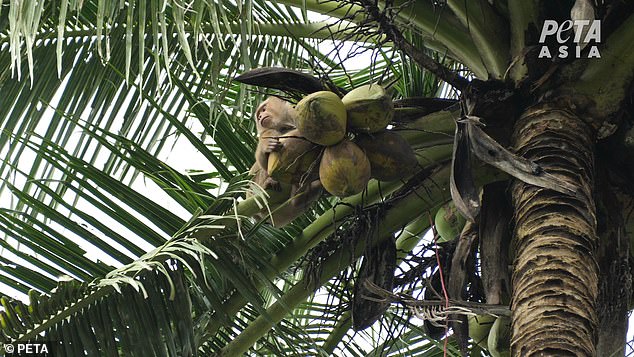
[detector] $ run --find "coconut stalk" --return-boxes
[510,102,598,356]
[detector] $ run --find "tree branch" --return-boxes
[358,0,470,91]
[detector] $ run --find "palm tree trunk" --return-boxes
[510,101,598,356]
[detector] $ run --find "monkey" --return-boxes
[252,96,297,190]
[248,96,323,227]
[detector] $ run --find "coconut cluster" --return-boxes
[270,84,417,198]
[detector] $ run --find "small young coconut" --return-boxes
[434,202,466,242]
[268,129,321,184]
[468,314,496,350]
[295,91,347,146]
[487,316,511,357]
[355,131,417,181]
[342,84,393,133]
[319,140,371,197]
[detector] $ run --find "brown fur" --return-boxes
[249,97,322,227]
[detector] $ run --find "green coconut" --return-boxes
[295,91,347,146]
[487,316,511,357]
[468,314,496,350]
[342,84,393,133]
[319,140,371,197]
[434,202,466,242]
[268,129,321,184]
[355,131,417,181]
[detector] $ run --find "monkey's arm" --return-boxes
[265,180,322,227]
[251,157,281,193]
[255,141,270,171]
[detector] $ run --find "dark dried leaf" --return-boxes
[450,122,481,221]
[352,238,397,331]
[448,221,478,355]
[234,67,327,95]
[467,123,579,197]
[480,182,511,305]
[423,271,450,340]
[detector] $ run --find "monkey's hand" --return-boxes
[263,137,283,153]
[263,176,282,191]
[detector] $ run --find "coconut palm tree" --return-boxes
[1,0,633,356]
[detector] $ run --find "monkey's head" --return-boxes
[255,97,297,133]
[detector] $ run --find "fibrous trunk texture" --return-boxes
[510,103,598,356]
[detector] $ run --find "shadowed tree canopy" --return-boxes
[1,0,634,356]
